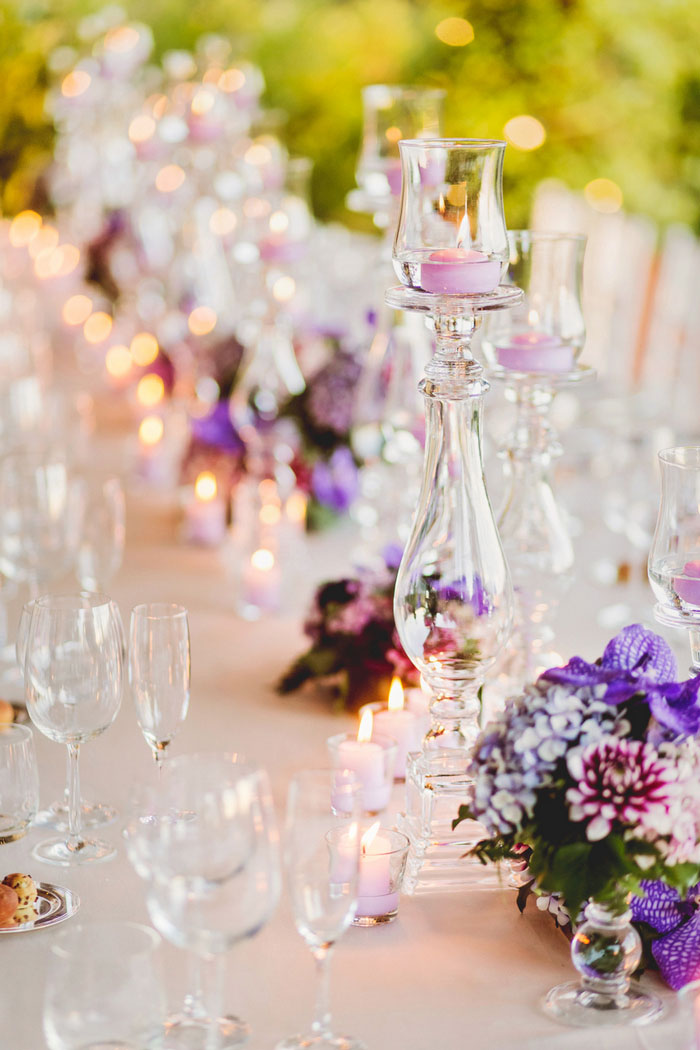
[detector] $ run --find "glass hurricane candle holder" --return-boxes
[327,729,397,816]
[648,446,700,672]
[392,139,508,295]
[353,826,409,927]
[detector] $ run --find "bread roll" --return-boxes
[0,884,19,923]
[2,873,37,907]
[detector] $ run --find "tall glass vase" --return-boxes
[385,138,522,891]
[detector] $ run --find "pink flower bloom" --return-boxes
[566,736,677,842]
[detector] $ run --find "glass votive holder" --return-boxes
[678,980,700,1049]
[353,826,410,927]
[392,138,508,295]
[358,701,422,782]
[327,732,397,816]
[0,723,39,842]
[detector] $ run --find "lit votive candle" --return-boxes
[353,824,409,926]
[496,331,574,373]
[420,248,501,295]
[183,472,227,546]
[362,677,421,781]
[328,710,396,815]
[242,547,281,613]
[674,561,700,606]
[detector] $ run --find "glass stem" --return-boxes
[688,628,700,676]
[153,742,168,777]
[310,945,333,1040]
[202,953,225,1050]
[66,741,83,852]
[183,952,207,1019]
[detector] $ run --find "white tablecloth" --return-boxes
[2,441,690,1050]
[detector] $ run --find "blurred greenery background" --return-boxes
[2,0,700,230]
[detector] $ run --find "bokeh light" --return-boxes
[584,178,624,213]
[130,332,159,366]
[9,211,41,247]
[139,415,164,445]
[504,115,546,151]
[155,164,185,192]
[61,69,91,98]
[435,17,474,46]
[105,344,133,378]
[62,294,93,326]
[188,306,217,336]
[136,373,165,407]
[83,311,113,344]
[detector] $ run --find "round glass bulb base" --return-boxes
[33,798,118,831]
[32,835,117,866]
[275,1036,366,1050]
[542,980,664,1027]
[164,1012,250,1049]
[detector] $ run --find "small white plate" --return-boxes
[0,882,80,933]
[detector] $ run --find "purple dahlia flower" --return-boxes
[567,736,676,841]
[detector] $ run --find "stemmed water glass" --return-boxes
[276,769,364,1050]
[129,603,191,770]
[126,753,280,1050]
[24,592,124,865]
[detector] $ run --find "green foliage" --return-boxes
[2,0,700,228]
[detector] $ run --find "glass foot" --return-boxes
[32,835,117,866]
[542,980,665,1027]
[275,1036,366,1050]
[164,1012,250,1048]
[33,799,118,831]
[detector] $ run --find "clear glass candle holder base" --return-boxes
[164,1012,250,1049]
[352,909,397,927]
[32,835,117,866]
[542,980,664,1027]
[398,750,501,894]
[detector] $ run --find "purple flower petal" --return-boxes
[652,910,700,989]
[631,880,686,934]
[648,679,700,737]
[601,624,677,682]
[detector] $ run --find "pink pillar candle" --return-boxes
[356,829,398,918]
[369,706,421,780]
[328,732,395,814]
[674,561,700,606]
[496,331,574,373]
[419,248,501,295]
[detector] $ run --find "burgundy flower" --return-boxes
[567,736,677,841]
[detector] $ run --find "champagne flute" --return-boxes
[127,753,280,1050]
[276,769,365,1050]
[24,592,124,865]
[129,603,191,770]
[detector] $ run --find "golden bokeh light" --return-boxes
[62,294,93,326]
[504,115,546,151]
[83,311,113,344]
[209,208,238,236]
[130,332,159,367]
[194,471,218,501]
[104,26,140,52]
[129,115,156,144]
[584,178,624,213]
[243,197,271,219]
[36,244,80,280]
[155,164,186,193]
[61,70,91,98]
[188,306,217,336]
[269,210,289,234]
[385,125,402,144]
[219,68,246,93]
[259,503,282,525]
[105,344,133,378]
[272,276,296,302]
[28,225,59,259]
[259,478,280,505]
[245,143,272,166]
[9,210,42,247]
[136,373,165,407]
[251,547,275,571]
[191,88,216,116]
[285,490,307,525]
[139,415,164,446]
[435,17,475,46]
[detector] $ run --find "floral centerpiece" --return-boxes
[456,624,700,1017]
[277,545,418,708]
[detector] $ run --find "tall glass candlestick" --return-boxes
[386,138,521,891]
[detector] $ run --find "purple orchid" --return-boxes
[190,400,243,453]
[631,880,700,989]
[434,575,491,617]
[311,447,359,512]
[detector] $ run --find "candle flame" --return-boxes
[194,471,217,501]
[357,708,373,743]
[251,548,274,571]
[361,821,381,853]
[438,193,446,215]
[139,415,164,446]
[136,373,165,407]
[388,676,404,712]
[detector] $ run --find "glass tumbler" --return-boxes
[0,722,39,842]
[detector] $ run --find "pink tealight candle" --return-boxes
[366,678,421,781]
[419,247,501,295]
[496,331,574,373]
[674,561,700,606]
[329,711,395,814]
[356,823,398,918]
[182,472,227,546]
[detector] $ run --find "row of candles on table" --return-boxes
[329,675,431,923]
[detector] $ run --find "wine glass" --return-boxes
[129,603,191,770]
[72,474,126,592]
[276,769,364,1050]
[43,919,166,1050]
[0,723,39,842]
[24,592,124,865]
[127,753,280,1050]
[17,597,118,830]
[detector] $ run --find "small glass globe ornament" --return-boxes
[392,138,508,295]
[354,85,445,215]
[481,231,586,376]
[649,445,700,672]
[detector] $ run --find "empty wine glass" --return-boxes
[72,474,126,592]
[129,603,191,770]
[129,753,280,1050]
[43,919,166,1050]
[17,598,117,830]
[0,723,40,842]
[276,769,364,1050]
[24,592,124,865]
